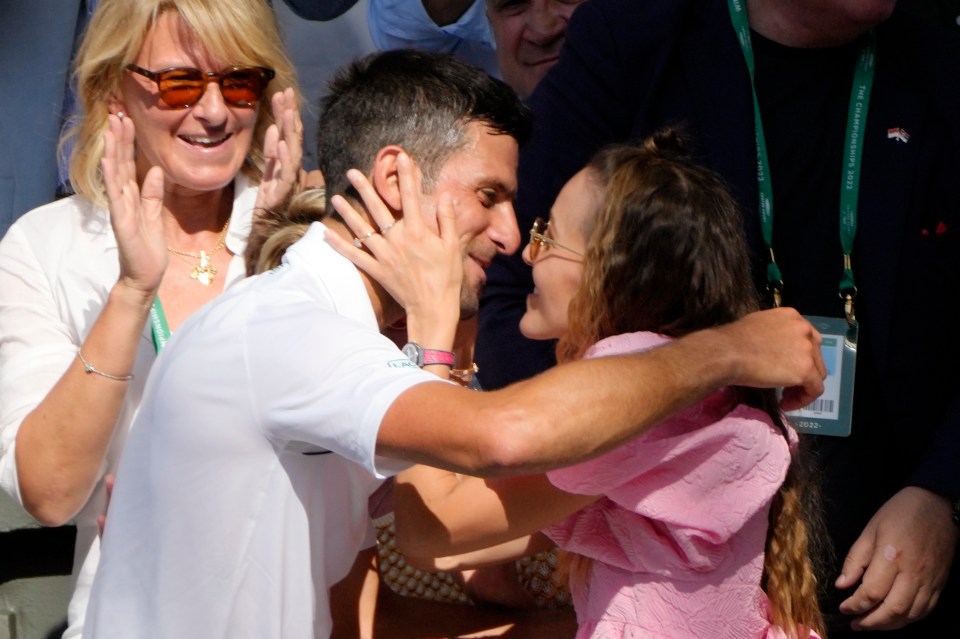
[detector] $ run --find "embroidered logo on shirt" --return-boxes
[387,359,418,369]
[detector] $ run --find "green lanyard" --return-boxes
[149,297,171,353]
[727,0,876,324]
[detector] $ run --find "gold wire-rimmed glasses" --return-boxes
[528,217,583,260]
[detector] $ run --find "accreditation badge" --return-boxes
[785,315,857,437]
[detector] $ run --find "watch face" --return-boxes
[402,342,421,365]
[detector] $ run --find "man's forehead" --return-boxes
[436,123,519,191]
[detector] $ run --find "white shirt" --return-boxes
[368,0,500,77]
[0,176,257,639]
[83,223,441,638]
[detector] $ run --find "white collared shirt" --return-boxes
[0,176,257,638]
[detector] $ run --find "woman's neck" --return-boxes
[161,182,234,252]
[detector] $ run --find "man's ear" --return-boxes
[370,146,405,214]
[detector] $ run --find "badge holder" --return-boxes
[728,0,871,438]
[785,315,857,437]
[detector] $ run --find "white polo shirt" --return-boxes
[83,223,441,638]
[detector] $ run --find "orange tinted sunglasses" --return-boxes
[126,64,275,108]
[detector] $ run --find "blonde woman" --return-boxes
[0,0,301,636]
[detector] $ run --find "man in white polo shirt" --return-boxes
[83,51,825,638]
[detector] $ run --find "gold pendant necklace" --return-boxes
[167,216,231,286]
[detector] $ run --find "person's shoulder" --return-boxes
[564,0,725,64]
[583,331,671,359]
[8,194,98,226]
[223,261,352,335]
[1,195,105,251]
[882,8,960,65]
[576,0,717,28]
[879,9,960,121]
[584,0,705,17]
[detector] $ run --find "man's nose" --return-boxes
[525,0,567,44]
[491,202,522,255]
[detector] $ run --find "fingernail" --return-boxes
[883,545,898,561]
[858,600,872,612]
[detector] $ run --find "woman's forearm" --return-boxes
[15,282,154,525]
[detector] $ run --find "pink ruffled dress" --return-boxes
[543,332,818,639]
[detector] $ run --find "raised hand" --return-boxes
[325,152,462,348]
[101,113,166,298]
[255,88,303,213]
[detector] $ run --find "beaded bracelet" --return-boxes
[449,362,479,387]
[77,350,134,381]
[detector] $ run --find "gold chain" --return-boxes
[167,216,231,286]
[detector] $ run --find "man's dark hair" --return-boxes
[317,49,532,212]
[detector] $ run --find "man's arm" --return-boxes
[393,467,594,564]
[422,0,476,26]
[377,307,824,475]
[277,0,360,21]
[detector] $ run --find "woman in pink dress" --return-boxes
[391,131,826,638]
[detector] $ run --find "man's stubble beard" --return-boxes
[458,277,484,320]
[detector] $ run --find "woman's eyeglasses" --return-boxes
[528,217,583,261]
[126,65,275,109]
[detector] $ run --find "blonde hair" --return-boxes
[763,442,829,638]
[65,0,299,207]
[245,187,328,275]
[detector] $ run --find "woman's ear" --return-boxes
[107,96,128,118]
[370,146,404,214]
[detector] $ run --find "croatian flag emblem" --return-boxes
[887,127,910,143]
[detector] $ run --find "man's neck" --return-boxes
[746,0,892,48]
[325,219,406,330]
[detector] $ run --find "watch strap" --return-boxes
[421,347,455,367]
[403,342,455,368]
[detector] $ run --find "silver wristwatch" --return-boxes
[402,342,455,368]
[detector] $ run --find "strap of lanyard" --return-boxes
[149,297,171,353]
[727,0,876,324]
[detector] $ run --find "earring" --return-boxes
[116,111,125,120]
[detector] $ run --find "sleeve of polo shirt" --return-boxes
[243,304,444,478]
